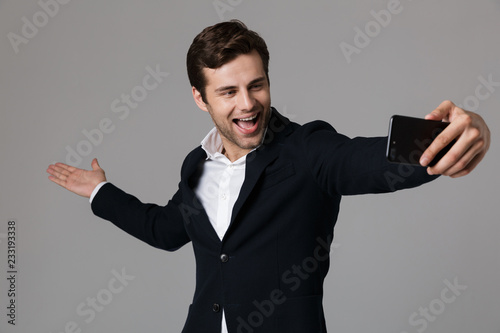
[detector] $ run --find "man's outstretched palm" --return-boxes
[46,158,106,198]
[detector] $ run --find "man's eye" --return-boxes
[224,90,236,96]
[250,84,262,90]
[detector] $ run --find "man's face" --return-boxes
[193,50,271,159]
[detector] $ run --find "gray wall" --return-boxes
[1,0,499,332]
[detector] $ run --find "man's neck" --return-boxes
[221,145,252,163]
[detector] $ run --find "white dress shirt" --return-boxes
[195,127,249,333]
[90,127,252,333]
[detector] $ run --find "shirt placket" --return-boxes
[215,163,234,240]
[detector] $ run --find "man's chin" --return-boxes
[236,139,262,151]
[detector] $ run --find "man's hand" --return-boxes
[419,100,490,178]
[46,158,106,198]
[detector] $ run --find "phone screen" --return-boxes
[386,115,454,166]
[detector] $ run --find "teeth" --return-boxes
[238,114,258,121]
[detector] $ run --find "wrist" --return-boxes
[89,181,108,203]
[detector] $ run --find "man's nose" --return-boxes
[237,89,256,112]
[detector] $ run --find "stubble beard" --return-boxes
[210,106,271,151]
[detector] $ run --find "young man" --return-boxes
[47,20,490,333]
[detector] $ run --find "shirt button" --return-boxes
[220,254,229,263]
[213,303,220,312]
[228,164,234,169]
[221,193,227,200]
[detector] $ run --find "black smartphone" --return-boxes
[386,115,455,166]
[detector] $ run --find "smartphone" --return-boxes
[386,115,455,166]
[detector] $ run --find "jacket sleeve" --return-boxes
[91,182,191,251]
[300,120,439,196]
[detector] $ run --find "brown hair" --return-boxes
[186,20,270,103]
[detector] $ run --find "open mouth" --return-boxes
[233,113,260,134]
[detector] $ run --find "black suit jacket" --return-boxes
[92,108,437,332]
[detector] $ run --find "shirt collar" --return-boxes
[200,127,266,162]
[200,127,224,160]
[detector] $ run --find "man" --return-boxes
[47,20,490,332]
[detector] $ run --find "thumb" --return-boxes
[91,158,101,171]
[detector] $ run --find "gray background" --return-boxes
[1,0,499,332]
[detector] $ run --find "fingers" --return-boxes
[449,150,485,178]
[419,117,465,167]
[428,132,484,176]
[47,165,69,188]
[47,163,73,181]
[54,162,76,173]
[425,100,456,122]
[421,101,490,178]
[47,174,66,187]
[47,164,65,179]
[47,163,74,184]
[46,163,78,189]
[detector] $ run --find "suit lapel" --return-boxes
[180,147,222,244]
[227,108,293,232]
[181,108,293,244]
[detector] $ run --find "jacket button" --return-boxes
[220,254,229,263]
[213,303,220,312]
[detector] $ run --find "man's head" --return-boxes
[187,20,272,161]
[187,20,270,103]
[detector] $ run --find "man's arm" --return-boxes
[300,100,490,196]
[420,100,490,177]
[46,158,191,251]
[90,182,191,251]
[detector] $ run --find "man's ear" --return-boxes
[192,87,208,112]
